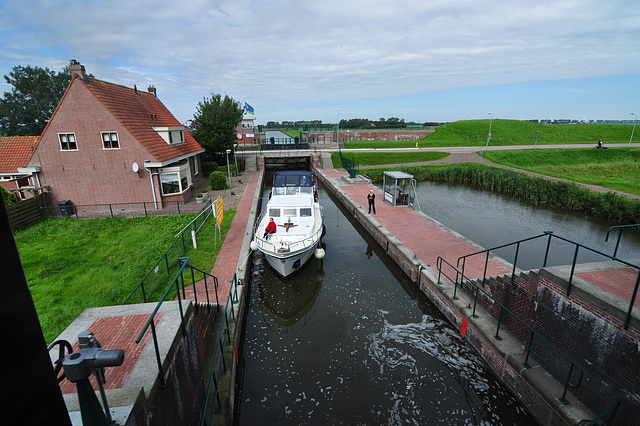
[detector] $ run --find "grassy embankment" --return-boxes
[332,120,640,224]
[15,210,235,344]
[342,119,635,148]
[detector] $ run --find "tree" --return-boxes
[0,65,70,136]
[190,94,244,168]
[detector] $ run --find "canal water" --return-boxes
[413,181,640,270]
[236,182,538,425]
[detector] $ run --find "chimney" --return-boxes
[148,85,157,98]
[69,59,86,82]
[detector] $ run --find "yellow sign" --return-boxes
[215,197,224,227]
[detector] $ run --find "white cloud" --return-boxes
[0,0,639,122]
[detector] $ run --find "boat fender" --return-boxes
[250,241,258,251]
[321,224,326,238]
[314,247,326,259]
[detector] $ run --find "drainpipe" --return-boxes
[144,163,159,210]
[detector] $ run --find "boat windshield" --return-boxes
[273,172,315,188]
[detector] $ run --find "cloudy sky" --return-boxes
[1,0,639,125]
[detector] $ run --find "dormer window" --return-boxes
[153,126,185,146]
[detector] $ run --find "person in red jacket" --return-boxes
[264,217,277,239]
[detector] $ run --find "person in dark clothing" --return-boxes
[367,190,376,214]
[264,217,276,239]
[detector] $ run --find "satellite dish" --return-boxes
[132,162,139,173]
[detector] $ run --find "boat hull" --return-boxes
[262,243,318,278]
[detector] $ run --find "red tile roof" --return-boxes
[79,76,202,163]
[0,136,40,173]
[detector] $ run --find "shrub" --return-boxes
[210,171,228,190]
[1,186,16,206]
[216,164,237,177]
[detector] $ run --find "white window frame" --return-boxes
[159,164,191,195]
[101,132,120,150]
[58,133,78,151]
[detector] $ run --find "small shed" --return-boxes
[382,171,415,208]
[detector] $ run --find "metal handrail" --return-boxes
[436,256,584,403]
[135,257,219,389]
[201,273,241,425]
[123,201,215,305]
[605,224,640,258]
[586,396,623,426]
[456,231,640,329]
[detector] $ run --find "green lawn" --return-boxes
[15,211,234,343]
[332,151,448,166]
[484,148,640,195]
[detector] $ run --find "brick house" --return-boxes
[27,61,204,211]
[0,136,42,201]
[236,116,258,145]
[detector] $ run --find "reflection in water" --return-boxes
[256,249,325,332]
[238,185,536,425]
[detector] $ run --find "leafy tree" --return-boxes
[0,65,70,136]
[1,186,16,206]
[190,94,244,167]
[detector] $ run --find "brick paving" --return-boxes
[59,313,162,394]
[182,171,260,306]
[320,168,513,279]
[576,268,640,308]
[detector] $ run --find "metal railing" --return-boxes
[338,148,357,178]
[201,273,242,425]
[436,255,584,403]
[124,199,215,305]
[586,397,623,425]
[605,224,640,258]
[41,199,203,219]
[456,231,640,329]
[135,257,219,389]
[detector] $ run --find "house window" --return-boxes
[58,133,77,150]
[101,132,119,149]
[193,157,199,175]
[160,165,191,195]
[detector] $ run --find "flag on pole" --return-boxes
[244,102,255,115]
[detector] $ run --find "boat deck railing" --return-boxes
[253,209,323,255]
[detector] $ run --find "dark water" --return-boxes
[413,181,640,270]
[237,184,536,425]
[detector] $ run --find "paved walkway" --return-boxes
[319,168,513,279]
[320,167,640,313]
[182,171,260,306]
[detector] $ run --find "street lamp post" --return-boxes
[630,113,637,148]
[225,149,231,188]
[482,112,493,158]
[233,143,238,175]
[337,108,340,145]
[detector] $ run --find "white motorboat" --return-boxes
[251,171,325,277]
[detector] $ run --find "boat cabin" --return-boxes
[382,171,415,208]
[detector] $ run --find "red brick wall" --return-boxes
[477,270,640,425]
[303,129,434,143]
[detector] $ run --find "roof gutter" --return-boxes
[144,149,204,169]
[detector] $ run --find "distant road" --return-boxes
[334,143,640,153]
